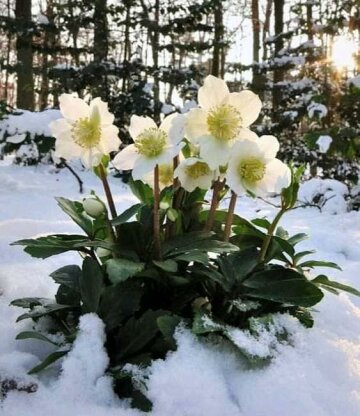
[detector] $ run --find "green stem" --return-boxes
[204,178,223,232]
[98,163,118,220]
[258,208,286,263]
[223,191,237,242]
[153,164,162,260]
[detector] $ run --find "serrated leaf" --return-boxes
[106,258,145,284]
[16,331,60,346]
[28,350,69,375]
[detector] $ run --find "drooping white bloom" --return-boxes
[174,157,217,192]
[49,94,120,168]
[112,113,185,180]
[226,136,291,196]
[83,197,105,218]
[185,75,261,169]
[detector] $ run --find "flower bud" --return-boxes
[160,201,170,210]
[166,207,178,222]
[96,246,112,258]
[83,197,105,218]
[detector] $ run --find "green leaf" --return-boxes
[190,264,232,292]
[80,257,103,313]
[114,310,165,361]
[10,297,50,308]
[50,265,81,291]
[153,259,178,273]
[128,179,154,204]
[106,258,145,284]
[16,331,60,346]
[312,275,360,297]
[55,284,81,306]
[111,204,143,226]
[251,218,271,230]
[275,226,289,240]
[173,251,209,265]
[293,250,316,264]
[157,314,182,349]
[192,312,223,335]
[217,247,259,286]
[162,231,213,255]
[287,233,308,246]
[16,303,76,322]
[12,234,89,258]
[98,281,143,330]
[243,267,324,307]
[28,350,69,375]
[55,197,93,235]
[298,260,342,271]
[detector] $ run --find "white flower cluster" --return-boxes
[49,75,290,196]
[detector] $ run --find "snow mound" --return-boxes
[299,178,348,214]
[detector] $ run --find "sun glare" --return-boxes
[331,36,358,71]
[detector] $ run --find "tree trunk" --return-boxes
[15,0,34,110]
[272,0,284,112]
[251,0,263,97]
[211,0,223,77]
[262,0,272,61]
[93,0,108,62]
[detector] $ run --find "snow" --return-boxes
[36,13,50,25]
[0,110,61,139]
[307,102,328,119]
[316,135,332,153]
[1,158,360,415]
[348,75,360,89]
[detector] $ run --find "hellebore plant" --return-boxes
[12,76,360,412]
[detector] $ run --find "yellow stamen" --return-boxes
[159,163,173,187]
[135,128,167,158]
[72,117,101,148]
[207,104,242,142]
[238,157,265,183]
[185,161,211,179]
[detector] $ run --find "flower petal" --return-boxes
[81,149,103,169]
[132,157,157,180]
[230,139,263,161]
[112,144,138,171]
[198,75,229,109]
[184,108,209,143]
[160,113,185,146]
[236,128,259,141]
[198,136,231,169]
[100,125,121,154]
[226,165,247,195]
[59,94,90,121]
[55,139,83,160]
[129,116,157,141]
[258,159,291,194]
[90,97,114,126]
[49,118,73,137]
[258,135,280,160]
[225,90,262,127]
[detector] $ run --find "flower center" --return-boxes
[185,161,211,179]
[135,128,167,158]
[159,163,173,187]
[207,104,242,142]
[72,117,101,149]
[237,157,266,183]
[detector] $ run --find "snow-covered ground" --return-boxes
[1,157,360,416]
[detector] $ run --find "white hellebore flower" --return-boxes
[174,157,217,192]
[185,75,261,169]
[226,136,291,196]
[49,94,120,168]
[112,113,185,180]
[143,162,174,190]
